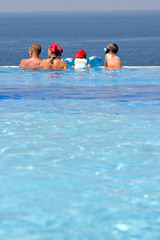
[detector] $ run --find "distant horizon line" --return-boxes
[1,9,160,13]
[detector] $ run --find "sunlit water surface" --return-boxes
[0,66,160,240]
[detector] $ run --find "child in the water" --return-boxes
[74,50,91,69]
[104,43,121,69]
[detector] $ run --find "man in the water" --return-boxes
[104,43,121,69]
[20,43,42,69]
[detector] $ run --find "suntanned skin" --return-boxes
[20,44,42,69]
[40,49,68,70]
[105,51,121,68]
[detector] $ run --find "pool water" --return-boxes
[0,66,160,240]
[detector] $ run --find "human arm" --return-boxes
[63,61,68,69]
[104,54,108,68]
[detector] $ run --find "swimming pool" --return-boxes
[0,66,160,239]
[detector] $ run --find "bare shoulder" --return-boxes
[104,54,109,67]
[116,55,121,61]
[55,59,68,69]
[20,58,42,69]
[40,59,48,64]
[105,54,121,67]
[115,55,121,65]
[39,59,51,69]
[61,60,68,69]
[19,59,29,68]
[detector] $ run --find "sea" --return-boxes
[0,11,160,240]
[0,10,160,66]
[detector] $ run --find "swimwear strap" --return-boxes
[51,57,56,64]
[108,65,122,69]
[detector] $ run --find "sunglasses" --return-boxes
[104,47,117,54]
[104,48,110,54]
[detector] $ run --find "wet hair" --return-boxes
[48,50,61,64]
[107,43,118,54]
[30,44,41,56]
[50,56,56,64]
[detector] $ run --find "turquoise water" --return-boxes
[0,67,160,239]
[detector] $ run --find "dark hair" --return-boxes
[107,43,118,54]
[50,56,56,64]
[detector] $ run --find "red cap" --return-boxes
[75,50,86,58]
[49,43,63,55]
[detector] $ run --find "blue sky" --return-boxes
[1,0,160,12]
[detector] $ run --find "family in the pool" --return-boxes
[19,43,121,70]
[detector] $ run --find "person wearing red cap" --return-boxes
[20,43,42,69]
[74,50,91,69]
[40,43,68,70]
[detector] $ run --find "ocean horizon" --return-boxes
[0,10,160,66]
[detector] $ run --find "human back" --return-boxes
[40,43,68,70]
[104,43,121,69]
[20,43,42,69]
[105,54,121,68]
[74,50,90,69]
